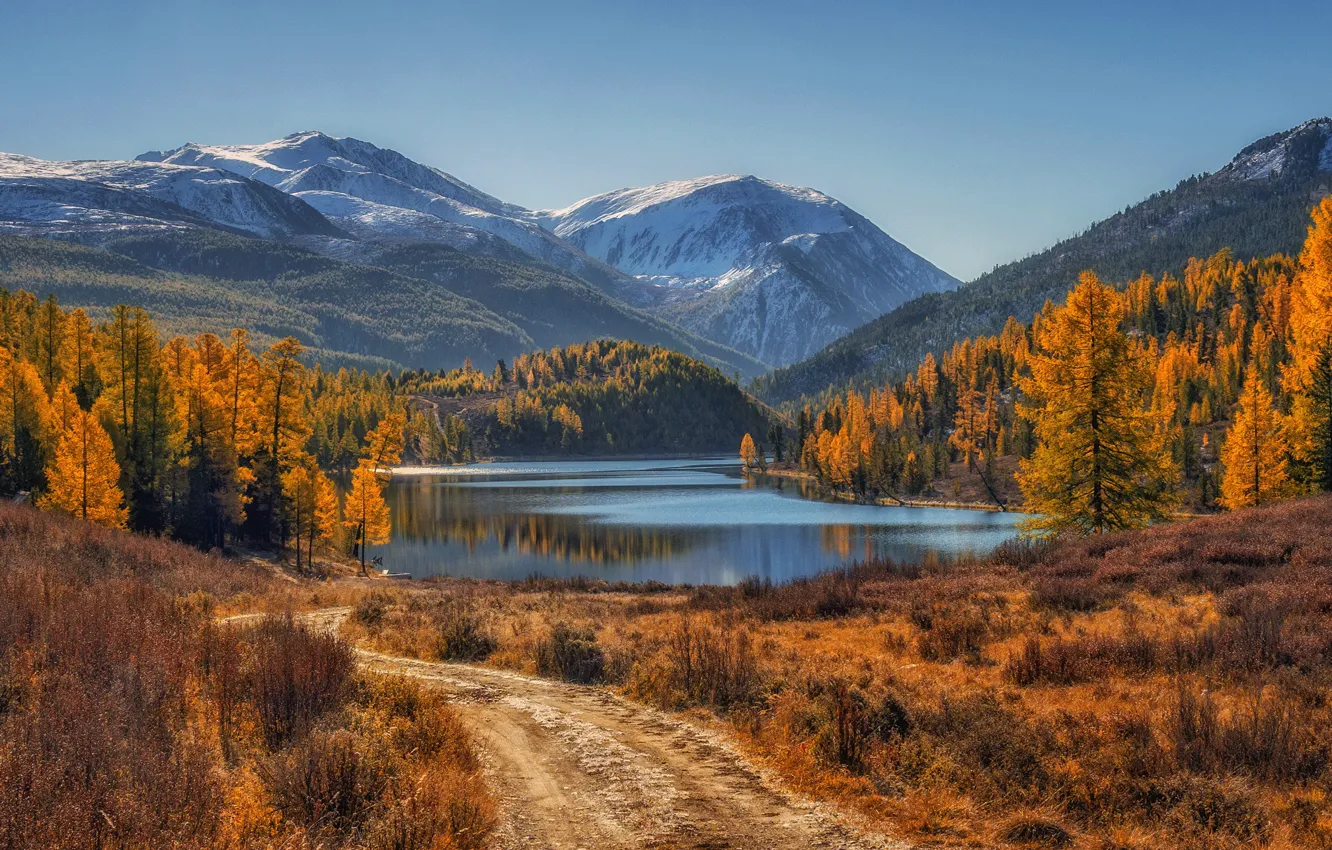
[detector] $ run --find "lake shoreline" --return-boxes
[755,465,1024,514]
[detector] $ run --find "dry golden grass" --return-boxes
[0,503,494,850]
[349,494,1332,850]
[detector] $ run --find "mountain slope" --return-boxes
[756,117,1332,404]
[0,231,530,370]
[137,132,647,303]
[352,241,765,374]
[0,228,765,378]
[0,152,343,240]
[534,175,959,365]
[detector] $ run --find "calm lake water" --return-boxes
[373,458,1021,585]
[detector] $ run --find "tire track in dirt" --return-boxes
[290,607,905,848]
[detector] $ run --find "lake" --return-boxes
[374,458,1021,585]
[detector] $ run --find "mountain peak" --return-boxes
[1216,117,1332,182]
[534,172,958,365]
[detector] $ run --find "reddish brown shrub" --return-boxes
[245,614,355,750]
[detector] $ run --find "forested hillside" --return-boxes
[0,233,527,371]
[757,118,1332,405]
[404,340,780,456]
[0,230,766,377]
[788,196,1332,527]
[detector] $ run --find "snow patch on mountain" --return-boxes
[1220,118,1332,182]
[0,151,340,239]
[534,175,854,283]
[138,132,648,303]
[535,174,959,365]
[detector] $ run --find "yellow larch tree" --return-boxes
[63,307,96,404]
[1286,197,1332,489]
[225,328,260,456]
[345,461,391,576]
[950,379,983,470]
[40,407,127,528]
[283,458,343,574]
[361,412,406,470]
[250,337,310,544]
[34,293,65,392]
[47,380,80,436]
[1220,366,1293,509]
[1017,272,1180,536]
[282,462,315,572]
[310,468,339,573]
[0,347,54,491]
[739,432,758,469]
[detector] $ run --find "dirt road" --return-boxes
[301,609,902,850]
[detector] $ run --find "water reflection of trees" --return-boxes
[386,480,698,565]
[381,474,1013,577]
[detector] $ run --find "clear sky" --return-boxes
[2,0,1329,280]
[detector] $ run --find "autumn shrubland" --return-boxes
[346,494,1332,849]
[0,503,493,850]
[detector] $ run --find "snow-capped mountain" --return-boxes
[1213,117,1332,182]
[137,132,645,303]
[534,175,960,365]
[1,132,959,368]
[0,152,341,240]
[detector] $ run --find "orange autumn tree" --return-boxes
[282,460,339,574]
[1220,366,1293,509]
[739,432,758,469]
[1017,272,1179,535]
[1286,196,1332,490]
[345,462,391,576]
[40,407,127,528]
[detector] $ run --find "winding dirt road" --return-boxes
[304,609,903,850]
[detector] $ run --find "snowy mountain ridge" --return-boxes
[137,132,645,303]
[0,151,341,240]
[1,131,961,367]
[535,173,961,364]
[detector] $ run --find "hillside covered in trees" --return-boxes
[787,196,1332,529]
[403,340,781,456]
[757,117,1332,406]
[0,229,765,377]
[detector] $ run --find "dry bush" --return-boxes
[355,590,393,626]
[0,502,497,850]
[691,559,920,620]
[807,676,911,773]
[0,508,232,849]
[356,675,496,850]
[1005,629,1159,685]
[368,772,495,850]
[360,675,480,771]
[435,599,498,661]
[262,727,391,833]
[1169,681,1326,781]
[999,813,1074,847]
[650,615,760,709]
[535,621,606,684]
[245,614,355,750]
[912,596,1014,662]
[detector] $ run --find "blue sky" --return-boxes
[2,0,1329,280]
